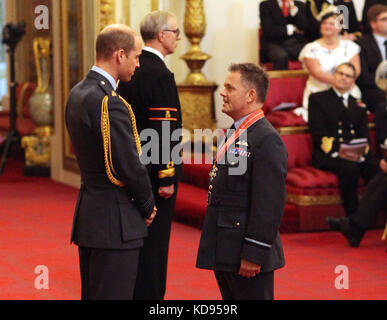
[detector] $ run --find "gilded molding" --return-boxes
[99,0,115,31]
[287,193,342,206]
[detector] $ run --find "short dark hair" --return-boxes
[228,63,269,103]
[96,27,135,61]
[367,4,387,23]
[336,62,357,77]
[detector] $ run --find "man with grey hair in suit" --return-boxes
[118,11,182,300]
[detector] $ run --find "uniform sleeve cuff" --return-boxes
[241,239,271,266]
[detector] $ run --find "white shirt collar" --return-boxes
[373,33,387,59]
[233,114,249,130]
[143,46,165,63]
[91,65,117,90]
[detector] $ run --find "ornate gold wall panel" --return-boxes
[178,85,217,135]
[61,0,84,173]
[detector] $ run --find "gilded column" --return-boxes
[178,0,217,142]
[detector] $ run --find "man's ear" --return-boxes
[116,49,125,64]
[246,88,256,104]
[157,30,164,43]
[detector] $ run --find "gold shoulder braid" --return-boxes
[101,95,142,187]
[308,0,320,20]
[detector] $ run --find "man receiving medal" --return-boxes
[196,63,288,300]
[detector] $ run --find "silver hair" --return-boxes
[140,10,176,42]
[375,60,387,93]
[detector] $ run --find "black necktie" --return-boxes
[384,40,387,60]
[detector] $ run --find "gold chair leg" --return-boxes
[382,222,387,241]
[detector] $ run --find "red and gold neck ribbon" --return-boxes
[215,109,265,164]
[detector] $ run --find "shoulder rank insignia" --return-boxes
[321,136,334,154]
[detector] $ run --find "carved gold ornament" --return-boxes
[180,0,213,85]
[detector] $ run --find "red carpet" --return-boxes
[0,151,386,300]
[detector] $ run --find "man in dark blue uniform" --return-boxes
[308,63,380,218]
[118,11,182,300]
[196,63,287,300]
[65,25,156,300]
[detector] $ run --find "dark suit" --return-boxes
[260,0,307,70]
[65,70,155,299]
[356,34,386,112]
[362,0,387,34]
[118,50,183,300]
[308,88,380,217]
[196,117,287,300]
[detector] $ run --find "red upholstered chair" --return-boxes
[0,82,37,136]
[262,70,308,133]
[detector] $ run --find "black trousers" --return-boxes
[78,246,140,300]
[361,87,385,113]
[350,172,387,234]
[319,156,380,216]
[214,270,274,300]
[261,38,304,70]
[133,185,178,300]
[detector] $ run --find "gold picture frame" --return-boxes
[61,0,83,173]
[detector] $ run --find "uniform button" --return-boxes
[351,130,355,135]
[209,185,213,190]
[339,137,344,142]
[338,129,342,134]
[236,222,240,227]
[100,81,105,85]
[338,121,342,126]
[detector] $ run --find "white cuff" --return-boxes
[287,24,295,36]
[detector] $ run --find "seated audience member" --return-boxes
[308,63,380,218]
[296,6,361,122]
[305,0,361,41]
[362,0,387,34]
[326,60,387,247]
[260,0,307,70]
[356,4,387,113]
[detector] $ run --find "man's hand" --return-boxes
[238,259,261,278]
[158,185,174,199]
[145,206,157,227]
[380,159,387,174]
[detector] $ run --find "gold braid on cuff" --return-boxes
[101,95,142,187]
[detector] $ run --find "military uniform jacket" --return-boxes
[308,88,374,168]
[65,70,155,249]
[196,117,287,273]
[118,50,183,187]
